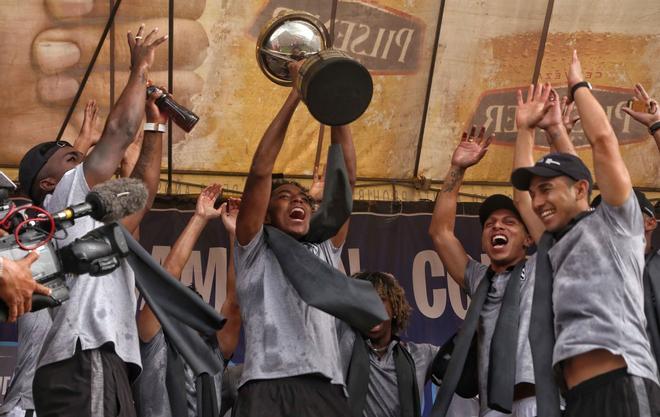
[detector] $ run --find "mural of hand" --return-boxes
[0,0,209,166]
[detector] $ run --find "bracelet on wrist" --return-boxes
[649,121,660,135]
[144,122,167,133]
[569,81,592,102]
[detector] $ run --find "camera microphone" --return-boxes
[51,178,148,224]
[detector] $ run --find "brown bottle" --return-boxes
[146,86,200,133]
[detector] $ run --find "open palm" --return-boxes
[196,184,223,220]
[451,126,493,169]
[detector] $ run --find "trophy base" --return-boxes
[298,50,373,126]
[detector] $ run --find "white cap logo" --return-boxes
[541,157,561,166]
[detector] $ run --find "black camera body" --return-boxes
[0,223,130,318]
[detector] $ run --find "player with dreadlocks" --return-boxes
[340,271,477,417]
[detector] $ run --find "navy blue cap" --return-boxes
[511,152,593,193]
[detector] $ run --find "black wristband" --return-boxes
[650,121,660,135]
[569,81,592,102]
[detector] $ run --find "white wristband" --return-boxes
[144,122,167,133]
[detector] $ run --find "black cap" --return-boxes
[591,188,654,218]
[18,141,72,201]
[478,194,521,227]
[511,153,593,193]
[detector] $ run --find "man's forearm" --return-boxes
[163,214,208,279]
[514,127,536,169]
[429,165,464,236]
[330,125,356,187]
[120,131,162,233]
[249,91,300,177]
[654,131,660,153]
[545,124,577,155]
[574,89,616,147]
[106,68,148,143]
[130,131,163,206]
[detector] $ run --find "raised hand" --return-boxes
[220,198,241,237]
[450,126,493,169]
[146,84,169,124]
[73,99,101,154]
[561,96,581,135]
[567,49,584,91]
[127,24,168,72]
[80,100,100,143]
[308,164,325,202]
[195,184,223,221]
[287,60,305,99]
[515,83,553,130]
[537,88,564,131]
[622,83,660,128]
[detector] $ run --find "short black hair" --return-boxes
[270,179,314,206]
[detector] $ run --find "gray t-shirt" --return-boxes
[38,164,141,372]
[133,330,224,417]
[464,256,536,416]
[337,324,476,417]
[235,226,344,387]
[0,310,51,414]
[549,193,658,383]
[337,325,438,417]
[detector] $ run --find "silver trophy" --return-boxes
[256,11,373,126]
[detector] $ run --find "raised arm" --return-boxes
[136,184,223,343]
[121,88,167,233]
[622,83,660,153]
[330,124,356,248]
[217,198,241,360]
[513,83,571,243]
[235,62,301,246]
[83,25,167,188]
[429,127,492,288]
[568,50,631,206]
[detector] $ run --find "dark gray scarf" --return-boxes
[263,144,388,334]
[430,261,526,417]
[346,336,420,417]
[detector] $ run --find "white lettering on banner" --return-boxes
[447,274,468,320]
[347,248,362,276]
[181,248,228,308]
[412,250,447,319]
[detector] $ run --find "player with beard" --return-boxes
[511,50,659,417]
[429,127,538,417]
[232,61,356,417]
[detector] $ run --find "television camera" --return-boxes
[0,172,147,321]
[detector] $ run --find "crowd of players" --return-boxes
[0,23,658,417]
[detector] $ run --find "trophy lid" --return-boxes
[256,11,330,86]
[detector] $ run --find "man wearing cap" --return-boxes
[429,127,538,417]
[511,50,660,417]
[17,25,168,417]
